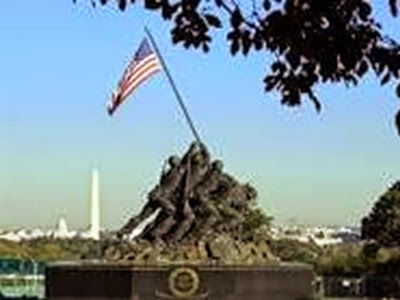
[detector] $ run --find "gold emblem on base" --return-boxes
[168,267,200,299]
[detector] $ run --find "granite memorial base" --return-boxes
[46,261,314,300]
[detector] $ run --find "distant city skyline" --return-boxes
[1,1,400,230]
[0,220,361,249]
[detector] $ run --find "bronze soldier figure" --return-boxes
[118,155,181,237]
[151,142,201,243]
[170,143,210,243]
[190,160,225,235]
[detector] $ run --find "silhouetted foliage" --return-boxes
[74,0,400,136]
[362,181,400,246]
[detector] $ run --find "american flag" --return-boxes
[107,38,161,116]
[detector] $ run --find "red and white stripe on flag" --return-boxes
[107,38,161,116]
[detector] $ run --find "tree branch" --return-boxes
[217,0,258,29]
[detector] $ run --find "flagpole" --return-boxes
[144,26,202,145]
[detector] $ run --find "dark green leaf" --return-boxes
[204,14,222,28]
[230,9,243,28]
[390,0,398,16]
[357,60,369,77]
[202,43,210,53]
[253,35,263,50]
[230,40,239,55]
[265,79,277,91]
[145,0,162,10]
[271,61,285,73]
[286,53,300,69]
[118,0,126,10]
[381,73,391,85]
[263,0,271,11]
[396,109,400,136]
[396,83,400,98]
[359,2,372,20]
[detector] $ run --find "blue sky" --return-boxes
[1,1,400,230]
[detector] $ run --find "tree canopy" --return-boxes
[362,181,400,246]
[75,0,400,136]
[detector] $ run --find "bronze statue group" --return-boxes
[119,142,257,248]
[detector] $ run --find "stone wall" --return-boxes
[46,262,313,300]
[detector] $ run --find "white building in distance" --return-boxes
[0,169,102,242]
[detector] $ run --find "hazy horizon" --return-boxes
[1,1,400,230]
